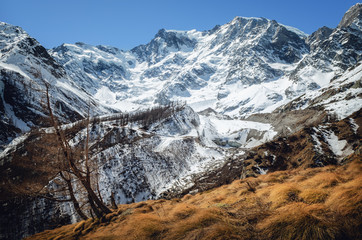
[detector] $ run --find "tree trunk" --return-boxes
[60,172,88,220]
[81,179,112,215]
[88,194,102,219]
[110,192,118,210]
[67,180,88,220]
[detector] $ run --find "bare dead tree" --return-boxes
[43,83,112,218]
[31,76,186,219]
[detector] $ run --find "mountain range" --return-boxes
[0,3,361,240]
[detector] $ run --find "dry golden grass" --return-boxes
[325,176,362,216]
[166,208,221,239]
[26,158,362,240]
[122,214,166,240]
[301,171,342,188]
[268,183,301,208]
[258,170,291,183]
[299,188,329,204]
[258,203,342,240]
[169,203,197,219]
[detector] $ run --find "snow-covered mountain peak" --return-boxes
[0,22,112,148]
[338,3,362,30]
[0,21,27,44]
[46,7,360,119]
[226,16,307,39]
[0,22,28,40]
[49,15,311,116]
[229,16,268,25]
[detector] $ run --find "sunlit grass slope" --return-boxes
[27,153,361,240]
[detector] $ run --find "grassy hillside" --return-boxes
[26,151,361,240]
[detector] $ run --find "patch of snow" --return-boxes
[322,130,354,157]
[312,128,323,154]
[0,133,29,160]
[255,164,268,175]
[280,23,309,38]
[95,86,117,105]
[349,118,359,134]
[324,98,362,120]
[2,94,30,132]
[0,61,32,80]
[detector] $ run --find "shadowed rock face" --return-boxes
[0,197,71,240]
[306,26,333,51]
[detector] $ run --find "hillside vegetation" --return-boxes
[26,151,361,240]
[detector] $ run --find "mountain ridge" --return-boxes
[0,3,361,240]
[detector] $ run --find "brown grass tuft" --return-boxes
[167,208,220,239]
[345,159,362,178]
[269,183,301,208]
[300,189,329,204]
[260,171,290,183]
[123,214,166,240]
[170,203,197,220]
[301,172,342,189]
[190,223,246,240]
[258,203,342,240]
[325,176,362,216]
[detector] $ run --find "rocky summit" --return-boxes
[0,3,361,240]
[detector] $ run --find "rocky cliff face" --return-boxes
[288,3,362,97]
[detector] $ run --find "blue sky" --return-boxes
[1,0,360,50]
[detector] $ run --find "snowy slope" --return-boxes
[277,61,362,120]
[0,22,112,149]
[50,17,308,116]
[49,4,362,121]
